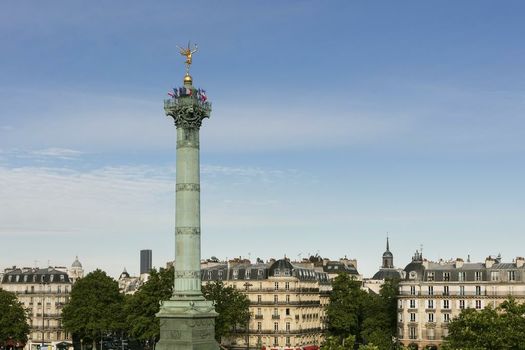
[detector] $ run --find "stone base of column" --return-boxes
[156,299,219,350]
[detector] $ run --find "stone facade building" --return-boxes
[398,252,525,349]
[201,258,331,350]
[0,258,84,350]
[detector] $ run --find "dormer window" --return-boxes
[246,269,251,279]
[274,268,280,276]
[60,275,65,282]
[208,271,212,280]
[233,269,239,280]
[283,269,290,277]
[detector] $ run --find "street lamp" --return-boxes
[243,282,253,350]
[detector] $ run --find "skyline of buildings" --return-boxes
[3,245,525,350]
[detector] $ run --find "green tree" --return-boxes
[325,273,370,343]
[62,270,125,348]
[0,289,30,344]
[442,297,525,350]
[321,334,355,350]
[202,281,251,342]
[362,279,400,350]
[125,267,174,346]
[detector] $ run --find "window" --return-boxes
[428,313,434,322]
[476,286,482,296]
[410,300,416,308]
[286,322,290,331]
[428,286,434,296]
[459,300,465,309]
[273,337,278,346]
[491,271,499,281]
[273,308,278,316]
[257,295,262,303]
[460,285,465,296]
[274,295,278,303]
[207,271,212,280]
[475,271,483,281]
[410,313,416,322]
[476,300,482,309]
[443,272,450,281]
[444,313,450,322]
[233,269,239,279]
[274,268,280,276]
[257,322,262,331]
[286,295,290,303]
[285,282,290,290]
[443,285,449,296]
[218,271,223,279]
[509,270,516,281]
[427,300,434,309]
[427,272,435,281]
[443,300,450,309]
[246,269,251,279]
[274,282,279,291]
[286,308,290,316]
[286,336,291,345]
[409,327,417,340]
[410,286,416,295]
[257,308,262,315]
[398,313,403,322]
[258,269,264,278]
[274,322,278,331]
[458,272,465,282]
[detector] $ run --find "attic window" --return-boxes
[60,275,65,282]
[246,269,251,279]
[24,275,28,282]
[283,269,290,277]
[16,275,20,282]
[208,271,212,280]
[233,269,239,280]
[50,275,55,282]
[334,266,339,270]
[41,275,45,282]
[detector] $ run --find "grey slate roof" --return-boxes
[2,268,71,284]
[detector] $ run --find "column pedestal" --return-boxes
[157,298,218,350]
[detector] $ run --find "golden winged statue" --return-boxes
[177,42,198,74]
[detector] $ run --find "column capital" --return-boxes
[164,88,211,129]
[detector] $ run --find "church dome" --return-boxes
[383,251,393,258]
[71,256,82,268]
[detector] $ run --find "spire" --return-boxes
[386,235,390,252]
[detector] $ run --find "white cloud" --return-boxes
[30,148,83,159]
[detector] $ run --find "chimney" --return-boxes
[455,258,464,269]
[516,257,525,268]
[485,256,495,268]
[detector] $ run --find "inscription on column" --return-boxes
[176,183,200,192]
[176,227,200,236]
[175,270,201,278]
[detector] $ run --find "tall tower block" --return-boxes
[156,44,218,350]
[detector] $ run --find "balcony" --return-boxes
[271,315,280,320]
[254,315,263,320]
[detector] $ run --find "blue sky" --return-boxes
[1,1,524,278]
